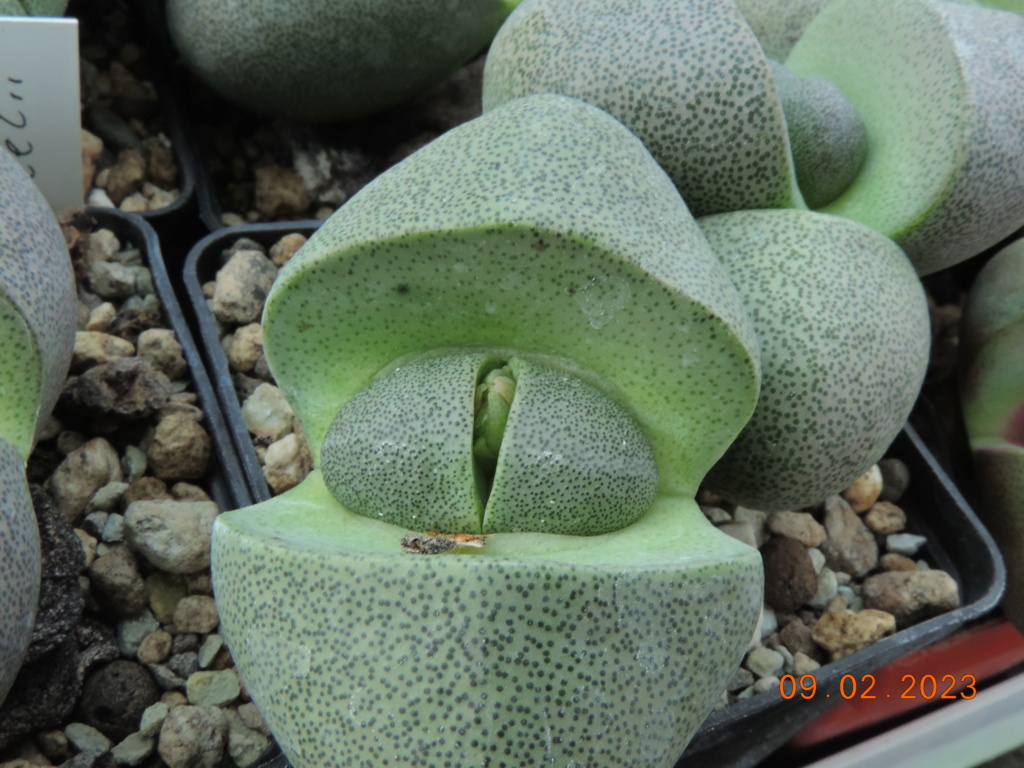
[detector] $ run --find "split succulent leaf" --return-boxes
[214,94,763,768]
[788,0,1024,273]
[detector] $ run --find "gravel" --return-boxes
[0,220,269,768]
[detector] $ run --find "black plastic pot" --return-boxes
[73,0,201,242]
[181,223,1005,768]
[86,206,252,513]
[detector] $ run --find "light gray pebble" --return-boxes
[793,652,821,676]
[65,722,112,754]
[139,702,170,738]
[834,570,852,586]
[197,634,224,669]
[123,500,219,573]
[808,567,839,610]
[760,605,778,640]
[88,228,121,262]
[701,506,732,525]
[838,585,863,611]
[118,610,160,657]
[88,482,129,514]
[111,246,143,267]
[887,533,928,556]
[807,547,826,573]
[775,643,795,674]
[101,512,125,543]
[88,261,140,300]
[122,446,148,484]
[753,676,780,695]
[48,437,123,522]
[241,383,296,441]
[111,732,154,767]
[746,646,785,678]
[733,507,769,547]
[82,510,110,539]
[718,521,757,549]
[158,705,228,768]
[186,669,241,708]
[224,708,270,768]
[212,250,277,325]
[134,268,154,297]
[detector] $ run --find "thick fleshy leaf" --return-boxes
[0,149,76,454]
[787,0,1024,274]
[212,473,762,768]
[263,94,760,497]
[0,437,39,707]
[482,0,804,217]
[701,209,929,510]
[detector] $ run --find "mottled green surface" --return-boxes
[701,209,929,511]
[0,0,67,13]
[482,0,804,217]
[213,474,763,768]
[788,0,1024,274]
[322,352,658,536]
[166,0,514,121]
[484,356,657,535]
[0,148,76,454]
[770,61,867,210]
[0,292,39,459]
[218,94,764,768]
[734,0,832,59]
[0,436,39,707]
[264,94,760,497]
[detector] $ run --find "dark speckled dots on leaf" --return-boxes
[211,94,764,768]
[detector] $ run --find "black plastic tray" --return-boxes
[75,0,200,240]
[87,206,251,513]
[181,223,1005,768]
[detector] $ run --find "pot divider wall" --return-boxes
[89,206,252,512]
[180,221,1005,768]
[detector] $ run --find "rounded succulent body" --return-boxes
[769,60,867,210]
[482,0,804,217]
[960,240,1024,630]
[321,352,659,535]
[788,0,1024,273]
[701,209,929,511]
[166,0,516,122]
[0,150,76,706]
[213,94,763,768]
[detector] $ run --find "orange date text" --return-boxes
[778,673,977,700]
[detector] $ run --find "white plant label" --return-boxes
[0,16,82,212]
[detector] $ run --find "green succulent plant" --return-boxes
[482,0,805,218]
[699,209,930,511]
[0,149,77,706]
[165,0,520,122]
[786,0,1024,274]
[212,94,765,768]
[960,239,1024,632]
[483,0,1024,274]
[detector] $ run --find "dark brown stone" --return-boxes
[87,545,147,617]
[60,358,172,423]
[761,535,818,613]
